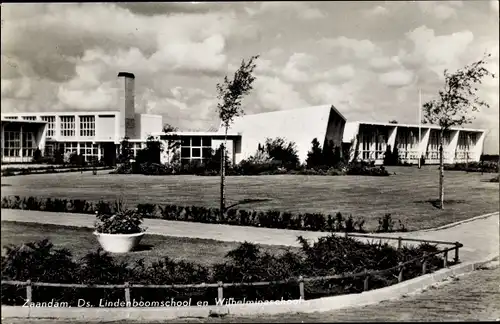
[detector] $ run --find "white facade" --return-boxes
[345,121,485,165]
[223,106,486,166]
[1,119,48,163]
[153,131,240,165]
[1,72,163,164]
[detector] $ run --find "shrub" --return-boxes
[444,161,498,173]
[1,235,451,306]
[94,208,146,234]
[2,195,411,233]
[347,161,389,176]
[262,137,300,170]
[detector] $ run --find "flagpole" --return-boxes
[418,89,422,169]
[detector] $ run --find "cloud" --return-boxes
[491,0,499,13]
[319,36,381,60]
[282,53,317,82]
[253,76,309,112]
[299,8,325,19]
[320,65,356,83]
[369,56,401,72]
[417,1,463,20]
[401,26,474,77]
[309,82,358,107]
[257,2,325,20]
[364,5,389,17]
[379,69,415,88]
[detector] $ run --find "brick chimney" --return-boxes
[117,72,136,139]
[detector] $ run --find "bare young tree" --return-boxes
[216,55,259,216]
[423,53,495,209]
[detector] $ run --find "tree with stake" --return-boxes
[216,55,259,217]
[423,53,495,209]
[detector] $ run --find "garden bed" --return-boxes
[444,161,498,173]
[1,229,456,307]
[0,196,408,233]
[0,221,295,266]
[1,166,113,177]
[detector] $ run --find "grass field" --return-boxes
[0,221,296,266]
[1,166,498,230]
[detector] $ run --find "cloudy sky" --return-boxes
[1,1,499,153]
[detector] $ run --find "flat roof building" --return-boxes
[1,72,486,166]
[1,72,163,164]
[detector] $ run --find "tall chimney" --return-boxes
[117,72,136,139]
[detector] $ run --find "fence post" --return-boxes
[124,282,131,306]
[26,280,32,304]
[398,262,404,283]
[397,237,402,250]
[443,250,448,268]
[217,281,224,301]
[454,242,460,263]
[363,270,369,291]
[422,253,427,275]
[298,276,305,300]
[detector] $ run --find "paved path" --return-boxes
[1,209,498,263]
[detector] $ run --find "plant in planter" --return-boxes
[94,199,146,253]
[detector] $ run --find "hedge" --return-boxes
[1,166,113,177]
[110,160,390,177]
[1,235,451,307]
[444,161,498,173]
[1,196,408,233]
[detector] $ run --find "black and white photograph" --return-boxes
[1,1,499,323]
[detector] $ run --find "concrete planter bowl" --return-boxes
[94,232,145,253]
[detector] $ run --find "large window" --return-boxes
[80,116,95,137]
[22,132,36,157]
[63,142,78,154]
[60,116,75,137]
[79,142,100,162]
[3,131,21,157]
[41,116,56,137]
[180,136,213,164]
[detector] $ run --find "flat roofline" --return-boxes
[1,119,47,124]
[151,131,241,137]
[137,113,162,117]
[2,111,120,116]
[356,121,484,132]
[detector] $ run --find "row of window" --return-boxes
[2,131,36,157]
[5,116,96,138]
[180,136,213,161]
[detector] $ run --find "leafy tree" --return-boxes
[33,148,42,163]
[423,53,495,209]
[216,55,259,216]
[54,144,64,164]
[333,145,342,167]
[306,138,323,169]
[263,137,299,170]
[322,140,335,168]
[136,136,163,165]
[117,137,133,164]
[162,123,178,133]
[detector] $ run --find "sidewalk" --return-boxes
[1,209,498,263]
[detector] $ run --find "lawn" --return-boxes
[1,165,498,230]
[0,221,297,266]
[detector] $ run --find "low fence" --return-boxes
[1,235,463,306]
